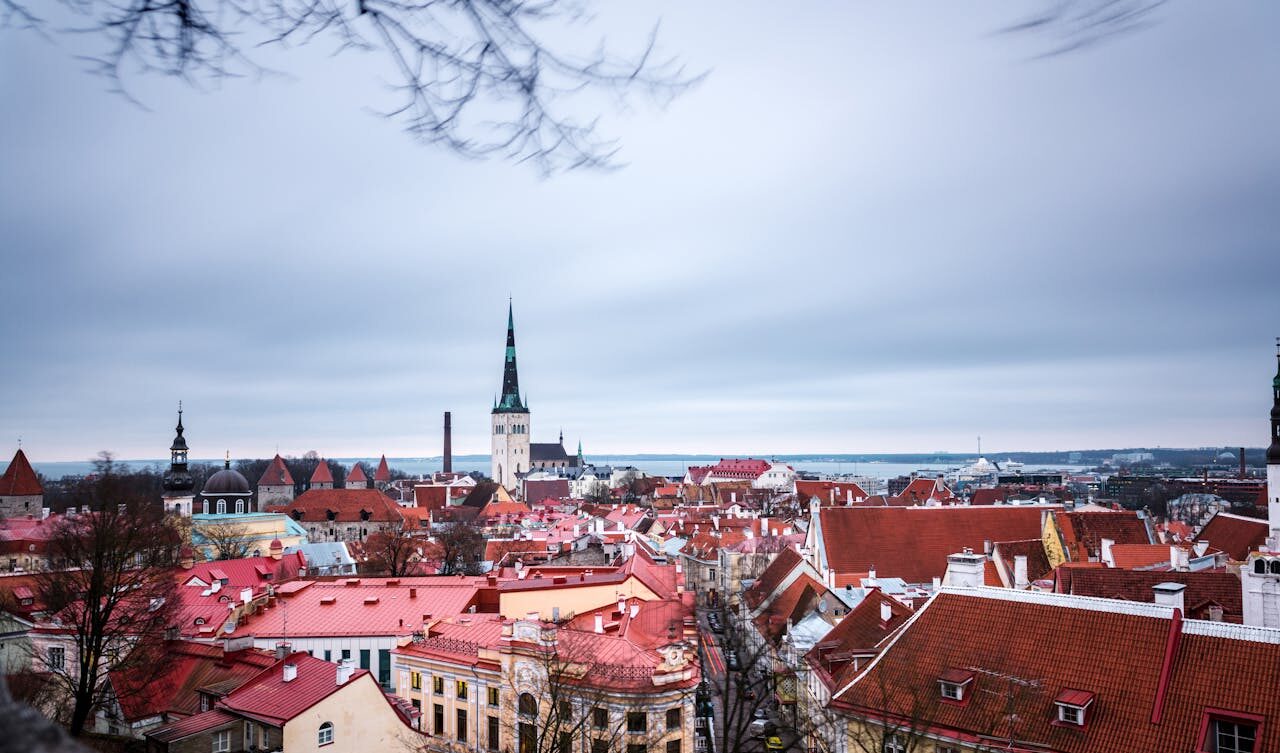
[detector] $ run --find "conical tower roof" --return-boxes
[0,449,42,496]
[374,454,391,482]
[311,460,334,484]
[494,301,527,414]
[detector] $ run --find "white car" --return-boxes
[748,710,771,737]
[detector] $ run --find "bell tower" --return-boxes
[162,402,195,516]
[491,301,530,490]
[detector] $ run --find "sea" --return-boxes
[21,456,1089,483]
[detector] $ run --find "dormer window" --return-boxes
[938,669,974,703]
[1054,689,1095,727]
[1197,709,1261,753]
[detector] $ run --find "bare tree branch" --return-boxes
[4,0,702,172]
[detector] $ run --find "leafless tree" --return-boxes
[199,521,252,560]
[435,520,484,575]
[500,627,693,753]
[364,521,423,577]
[31,470,181,737]
[2,0,699,173]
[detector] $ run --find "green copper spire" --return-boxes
[494,301,527,413]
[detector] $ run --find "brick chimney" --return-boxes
[443,411,453,474]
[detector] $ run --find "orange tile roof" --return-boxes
[257,455,294,486]
[1056,568,1243,623]
[270,488,403,523]
[374,455,391,482]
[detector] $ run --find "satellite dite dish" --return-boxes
[816,599,827,614]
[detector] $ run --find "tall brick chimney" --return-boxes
[443,411,453,474]
[1241,447,1247,480]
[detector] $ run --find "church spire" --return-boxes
[163,402,194,494]
[495,300,527,413]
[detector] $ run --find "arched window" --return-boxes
[235,501,245,514]
[519,693,537,717]
[202,501,210,514]
[1257,559,1268,575]
[1270,560,1280,576]
[318,721,334,746]
[216,500,226,514]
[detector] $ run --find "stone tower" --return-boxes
[491,301,530,490]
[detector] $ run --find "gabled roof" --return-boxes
[752,572,824,645]
[374,455,391,482]
[257,455,294,487]
[270,489,403,524]
[238,579,482,637]
[1195,511,1267,561]
[310,461,334,485]
[818,506,1050,584]
[796,480,869,504]
[743,547,803,610]
[111,641,278,722]
[145,709,239,742]
[0,449,42,496]
[218,652,368,724]
[530,443,571,462]
[806,590,912,691]
[1109,543,1174,570]
[991,539,1053,586]
[834,587,1280,752]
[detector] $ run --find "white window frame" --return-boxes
[212,730,231,753]
[216,500,226,514]
[1057,703,1084,726]
[883,734,905,753]
[47,646,65,671]
[939,681,964,701]
[318,721,334,746]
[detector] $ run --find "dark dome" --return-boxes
[203,468,252,495]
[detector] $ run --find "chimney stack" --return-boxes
[594,614,604,634]
[879,600,892,624]
[275,641,292,659]
[1014,555,1029,589]
[282,662,297,683]
[443,412,453,474]
[336,658,355,685]
[1240,447,1247,480]
[1153,582,1186,613]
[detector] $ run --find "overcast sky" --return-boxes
[2,2,1278,462]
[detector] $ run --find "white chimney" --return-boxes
[846,489,853,505]
[630,604,640,618]
[932,576,942,591]
[241,587,254,605]
[617,597,626,615]
[1014,555,1029,590]
[282,662,297,683]
[594,614,604,634]
[731,492,737,504]
[1100,538,1115,567]
[1153,582,1186,613]
[526,611,540,621]
[1171,546,1190,571]
[945,550,985,589]
[879,600,892,623]
[336,658,355,685]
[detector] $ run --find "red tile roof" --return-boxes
[818,506,1049,584]
[524,478,570,504]
[835,588,1280,752]
[145,709,239,742]
[991,539,1053,585]
[0,449,42,496]
[111,641,277,722]
[218,652,368,724]
[685,466,713,485]
[310,461,334,484]
[744,547,803,611]
[237,579,483,637]
[969,488,1009,506]
[1195,511,1267,561]
[270,489,403,523]
[1054,510,1151,562]
[374,455,391,482]
[1056,568,1244,622]
[346,464,368,483]
[257,455,294,487]
[806,590,912,691]
[709,458,772,479]
[752,572,824,645]
[796,480,870,504]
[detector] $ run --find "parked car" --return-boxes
[726,651,740,671]
[764,735,785,751]
[748,710,770,737]
[711,621,724,633]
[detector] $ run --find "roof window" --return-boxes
[1054,689,1095,727]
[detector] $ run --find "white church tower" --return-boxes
[491,302,530,491]
[1243,339,1280,626]
[161,403,195,517]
